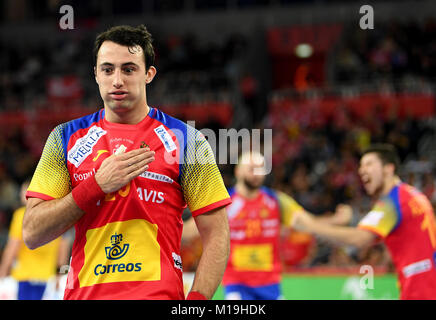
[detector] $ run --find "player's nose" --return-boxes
[112,69,124,88]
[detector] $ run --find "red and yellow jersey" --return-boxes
[358,183,436,299]
[27,107,231,300]
[9,207,61,282]
[222,187,304,287]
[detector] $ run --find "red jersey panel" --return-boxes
[27,107,231,299]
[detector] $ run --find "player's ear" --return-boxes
[234,163,243,180]
[94,66,98,84]
[145,66,157,84]
[384,163,395,176]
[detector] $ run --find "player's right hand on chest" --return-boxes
[95,147,155,194]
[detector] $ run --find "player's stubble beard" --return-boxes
[366,174,385,199]
[107,96,132,112]
[243,178,262,192]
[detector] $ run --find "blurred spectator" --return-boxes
[333,18,436,89]
[0,180,70,300]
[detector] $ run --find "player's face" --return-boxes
[95,41,155,115]
[237,157,266,190]
[358,153,385,197]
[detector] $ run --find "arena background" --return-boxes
[0,0,435,300]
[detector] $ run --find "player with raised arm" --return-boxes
[293,143,436,299]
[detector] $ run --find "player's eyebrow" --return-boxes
[99,62,140,68]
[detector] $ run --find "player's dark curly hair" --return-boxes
[93,24,155,71]
[362,143,401,174]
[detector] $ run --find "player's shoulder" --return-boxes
[52,108,104,137]
[149,107,190,132]
[397,182,423,197]
[228,186,236,197]
[374,189,399,214]
[260,186,279,200]
[64,109,105,132]
[149,107,206,146]
[383,182,418,206]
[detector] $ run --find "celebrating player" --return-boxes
[22,25,231,300]
[293,143,436,299]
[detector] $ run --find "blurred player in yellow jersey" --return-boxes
[0,180,70,300]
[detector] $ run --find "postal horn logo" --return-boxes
[105,232,129,260]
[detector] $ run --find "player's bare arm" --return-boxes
[189,207,230,299]
[23,196,82,250]
[293,210,376,249]
[181,216,199,243]
[23,148,155,249]
[315,204,354,226]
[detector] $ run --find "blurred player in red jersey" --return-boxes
[223,151,302,300]
[294,144,436,299]
[183,151,350,300]
[22,25,231,300]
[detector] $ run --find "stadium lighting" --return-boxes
[295,43,313,58]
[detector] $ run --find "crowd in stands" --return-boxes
[333,18,436,91]
[1,16,436,273]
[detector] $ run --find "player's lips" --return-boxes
[109,91,128,100]
[360,174,371,186]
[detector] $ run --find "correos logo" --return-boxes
[94,263,142,276]
[79,219,161,287]
[105,232,129,260]
[93,232,142,277]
